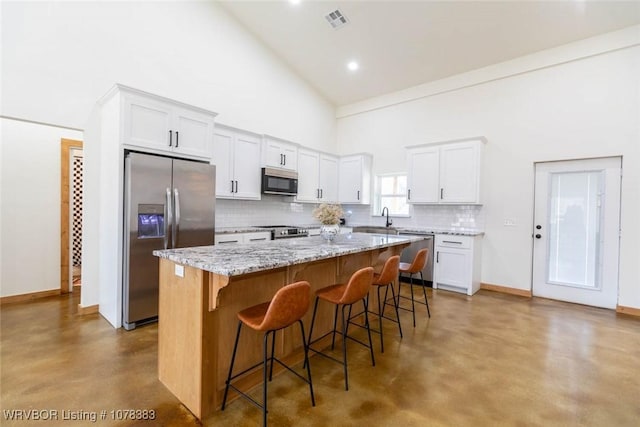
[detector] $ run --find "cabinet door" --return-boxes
[242,232,271,243]
[233,133,262,200]
[123,94,172,151]
[407,147,439,203]
[434,247,470,290]
[439,142,479,203]
[297,149,320,202]
[281,144,298,171]
[215,234,243,245]
[213,129,235,198]
[263,139,298,171]
[338,156,362,203]
[172,107,214,159]
[319,154,339,202]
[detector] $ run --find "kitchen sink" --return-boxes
[352,226,399,235]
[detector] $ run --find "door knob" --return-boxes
[535,234,542,239]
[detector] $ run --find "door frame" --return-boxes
[531,156,622,308]
[60,138,83,294]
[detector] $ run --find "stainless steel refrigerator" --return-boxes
[123,151,215,330]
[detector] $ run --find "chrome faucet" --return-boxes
[381,207,393,228]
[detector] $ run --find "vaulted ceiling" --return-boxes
[219,1,640,106]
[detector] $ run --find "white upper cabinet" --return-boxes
[297,148,338,203]
[213,125,262,200]
[338,154,372,204]
[407,145,440,203]
[406,138,485,204]
[262,135,298,171]
[120,86,216,160]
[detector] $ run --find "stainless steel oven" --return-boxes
[254,225,309,239]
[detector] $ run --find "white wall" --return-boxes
[0,1,336,149]
[0,1,336,304]
[337,31,640,309]
[0,118,82,297]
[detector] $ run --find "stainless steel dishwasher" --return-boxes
[398,231,434,286]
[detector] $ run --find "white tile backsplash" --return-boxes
[216,196,484,231]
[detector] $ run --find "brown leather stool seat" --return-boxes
[307,267,375,391]
[222,281,315,426]
[398,248,431,326]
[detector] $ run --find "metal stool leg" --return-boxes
[298,320,315,406]
[341,305,349,391]
[362,297,375,367]
[377,286,385,353]
[222,320,243,410]
[420,271,431,318]
[262,331,270,427]
[389,282,403,338]
[409,273,416,327]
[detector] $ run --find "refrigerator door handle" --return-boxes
[165,188,172,249]
[173,188,181,248]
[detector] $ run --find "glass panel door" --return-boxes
[547,171,603,289]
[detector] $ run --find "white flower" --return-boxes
[312,203,344,225]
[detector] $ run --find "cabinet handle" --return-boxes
[231,180,234,193]
[219,240,239,244]
[357,190,360,200]
[249,238,267,241]
[169,130,173,147]
[320,189,323,199]
[436,251,439,263]
[408,189,411,200]
[443,240,463,244]
[283,154,286,166]
[317,189,320,199]
[235,181,238,193]
[440,188,444,199]
[175,131,179,148]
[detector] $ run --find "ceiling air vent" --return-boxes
[325,9,349,30]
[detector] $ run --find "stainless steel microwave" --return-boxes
[261,167,298,195]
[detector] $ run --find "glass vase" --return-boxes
[320,224,340,242]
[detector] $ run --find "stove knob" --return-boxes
[281,230,288,235]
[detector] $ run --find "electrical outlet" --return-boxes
[504,218,516,226]
[175,264,185,278]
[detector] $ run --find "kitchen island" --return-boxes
[153,233,418,420]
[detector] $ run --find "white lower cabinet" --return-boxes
[433,234,483,296]
[214,231,271,245]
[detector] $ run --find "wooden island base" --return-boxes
[157,244,406,420]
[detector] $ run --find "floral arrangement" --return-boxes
[312,203,344,225]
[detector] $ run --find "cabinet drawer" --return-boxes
[215,235,242,245]
[435,234,471,249]
[243,232,272,243]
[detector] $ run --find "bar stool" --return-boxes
[350,256,403,353]
[222,281,315,427]
[307,267,375,391]
[398,248,431,327]
[371,255,403,353]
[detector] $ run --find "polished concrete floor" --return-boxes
[1,288,639,426]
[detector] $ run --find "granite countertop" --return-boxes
[153,233,422,277]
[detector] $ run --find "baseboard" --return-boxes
[0,289,61,305]
[616,305,640,317]
[480,282,532,298]
[77,304,99,315]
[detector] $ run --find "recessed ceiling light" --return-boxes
[347,61,359,72]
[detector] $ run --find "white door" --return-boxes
[213,129,234,198]
[297,149,320,202]
[532,157,621,309]
[439,142,479,203]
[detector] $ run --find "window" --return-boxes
[374,173,410,216]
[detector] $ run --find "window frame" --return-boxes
[372,172,411,218]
